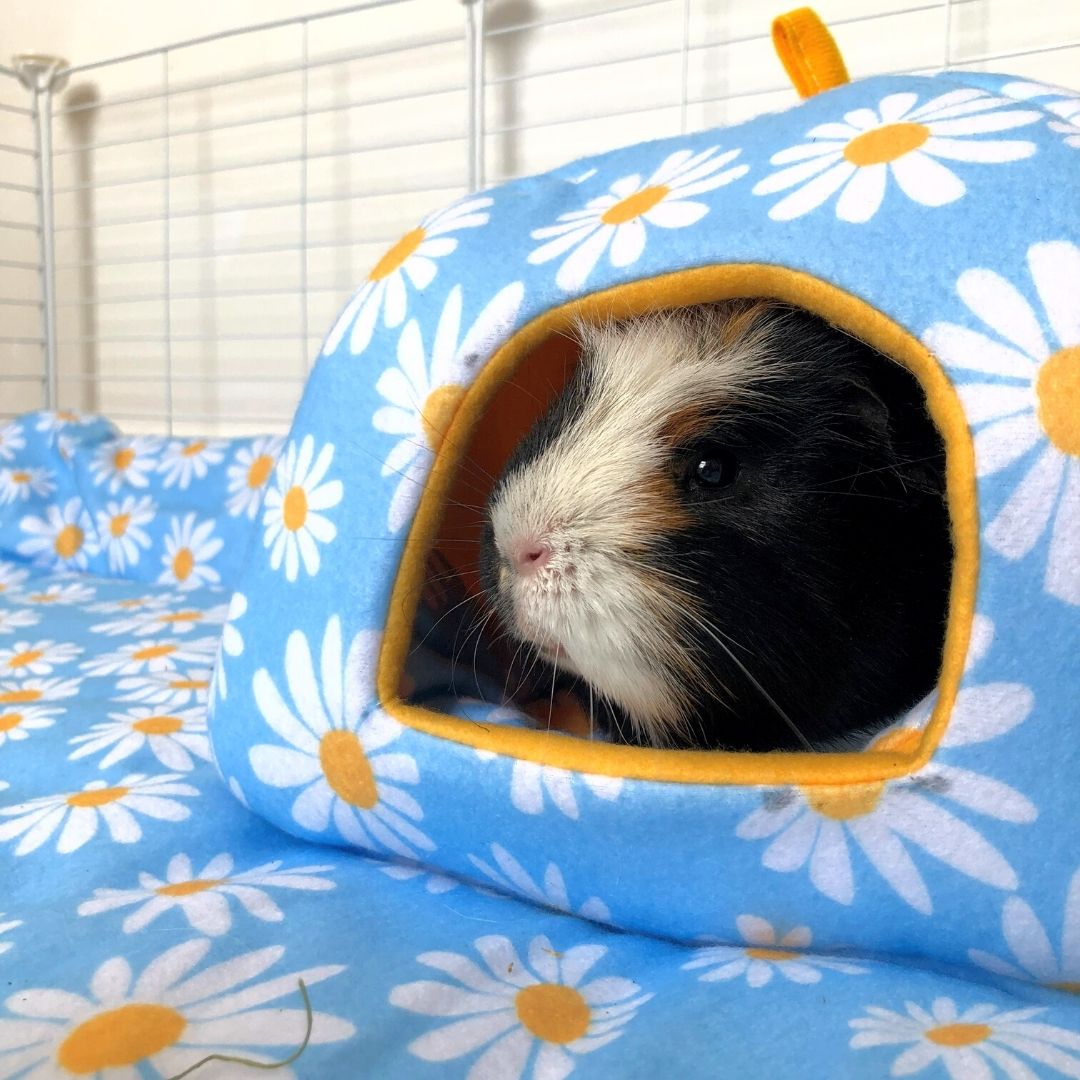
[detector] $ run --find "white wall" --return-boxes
[2,0,1078,433]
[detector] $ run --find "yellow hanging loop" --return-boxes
[772,8,850,99]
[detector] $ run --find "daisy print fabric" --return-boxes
[753,88,1040,222]
[528,144,748,291]
[322,195,494,358]
[925,239,1080,605]
[373,282,525,531]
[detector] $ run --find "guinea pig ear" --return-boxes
[842,372,894,446]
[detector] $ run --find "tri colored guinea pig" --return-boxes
[479,301,952,752]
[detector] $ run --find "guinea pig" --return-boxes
[478,301,952,752]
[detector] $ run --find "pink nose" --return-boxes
[511,541,552,575]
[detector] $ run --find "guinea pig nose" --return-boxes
[511,540,552,575]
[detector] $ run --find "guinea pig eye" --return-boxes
[688,445,739,490]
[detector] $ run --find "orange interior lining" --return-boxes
[377,264,978,787]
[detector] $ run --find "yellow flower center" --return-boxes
[57,410,78,422]
[113,447,136,471]
[283,486,308,532]
[11,470,31,484]
[169,677,208,691]
[421,385,467,451]
[926,1022,992,1047]
[844,122,930,167]
[55,524,84,560]
[0,712,23,732]
[58,1004,187,1073]
[247,453,274,489]
[132,644,177,662]
[6,649,43,670]
[319,730,378,809]
[369,227,426,281]
[156,611,202,626]
[118,598,147,609]
[802,727,921,820]
[601,184,670,226]
[67,785,129,808]
[181,440,206,458]
[157,878,223,897]
[0,688,41,704]
[172,548,195,582]
[28,592,57,602]
[133,714,183,735]
[110,513,131,538]
[515,984,591,1044]
[745,947,800,962]
[1036,346,1080,456]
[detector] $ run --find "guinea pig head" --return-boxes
[480,302,950,752]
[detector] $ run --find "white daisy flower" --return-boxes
[158,513,224,590]
[78,851,336,936]
[0,702,64,747]
[468,843,611,923]
[0,638,82,676]
[0,674,82,708]
[380,863,462,894]
[94,495,156,574]
[212,590,247,704]
[33,408,94,434]
[0,937,355,1077]
[753,88,1040,223]
[15,580,96,605]
[0,773,198,856]
[850,997,1080,1079]
[529,144,748,291]
[681,915,866,988]
[0,561,30,595]
[0,914,20,956]
[68,705,210,772]
[509,759,622,821]
[0,421,25,462]
[323,195,493,358]
[114,667,214,709]
[156,436,228,490]
[736,617,1035,914]
[227,434,285,519]
[85,591,177,616]
[92,601,227,639]
[391,933,652,1078]
[924,239,1080,605]
[970,865,1080,989]
[0,606,42,635]
[0,465,55,505]
[375,281,525,532]
[16,497,99,571]
[248,617,434,859]
[89,434,163,493]
[80,635,218,678]
[262,436,343,582]
[1002,78,1080,120]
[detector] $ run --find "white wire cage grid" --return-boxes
[1,0,1078,436]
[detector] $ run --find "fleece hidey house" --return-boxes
[1,9,1079,1077]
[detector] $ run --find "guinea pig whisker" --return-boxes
[411,592,485,654]
[547,650,560,733]
[473,608,496,697]
[588,682,595,741]
[676,602,815,752]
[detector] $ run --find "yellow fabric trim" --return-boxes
[772,8,850,99]
[377,264,977,787]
